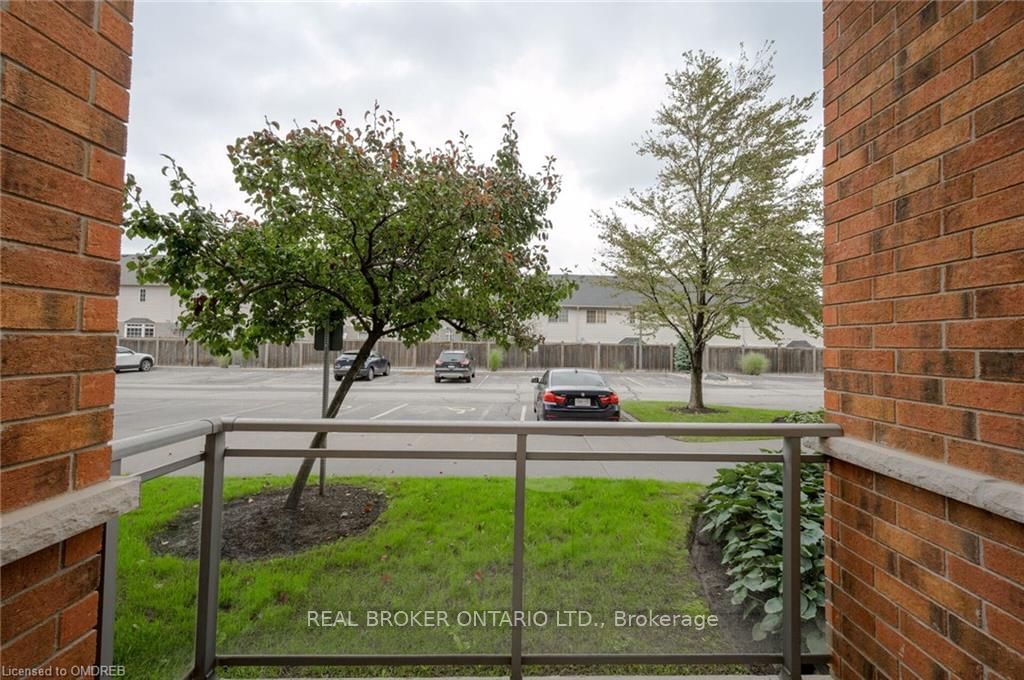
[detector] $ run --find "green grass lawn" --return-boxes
[620,402,792,442]
[114,475,743,678]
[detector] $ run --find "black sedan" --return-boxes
[532,369,620,421]
[334,350,390,381]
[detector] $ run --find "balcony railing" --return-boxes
[101,418,842,680]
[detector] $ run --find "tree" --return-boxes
[595,45,822,410]
[123,105,574,507]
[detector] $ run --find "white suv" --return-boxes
[115,346,155,373]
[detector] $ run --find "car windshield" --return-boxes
[550,371,606,387]
[439,352,465,360]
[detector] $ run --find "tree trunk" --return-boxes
[283,337,378,510]
[688,345,705,411]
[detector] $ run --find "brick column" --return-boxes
[822,1,1023,678]
[1,0,135,673]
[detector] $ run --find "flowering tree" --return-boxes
[124,106,573,507]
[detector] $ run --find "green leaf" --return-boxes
[122,107,574,505]
[595,45,823,411]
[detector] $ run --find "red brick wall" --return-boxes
[822,0,1024,483]
[1,0,133,672]
[826,460,1024,678]
[823,1,1023,678]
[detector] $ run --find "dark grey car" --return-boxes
[334,350,390,381]
[434,350,476,383]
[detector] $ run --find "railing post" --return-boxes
[510,434,527,680]
[781,436,802,680]
[98,459,121,678]
[194,431,226,679]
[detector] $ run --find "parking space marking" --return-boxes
[370,403,408,420]
[116,402,181,417]
[445,406,476,415]
[222,401,289,418]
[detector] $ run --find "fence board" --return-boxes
[121,338,821,373]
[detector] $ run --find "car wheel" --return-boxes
[139,358,153,372]
[334,375,343,382]
[383,362,390,376]
[114,368,121,374]
[465,375,472,383]
[434,377,442,383]
[366,367,374,381]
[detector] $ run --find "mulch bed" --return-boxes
[149,484,386,562]
[688,512,777,658]
[688,511,828,673]
[666,406,726,415]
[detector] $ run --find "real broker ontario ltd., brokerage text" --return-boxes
[307,609,720,630]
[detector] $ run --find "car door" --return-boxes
[115,347,135,369]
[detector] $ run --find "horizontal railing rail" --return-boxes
[101,418,842,680]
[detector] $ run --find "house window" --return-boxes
[139,288,147,302]
[548,308,569,323]
[586,309,607,324]
[125,322,155,338]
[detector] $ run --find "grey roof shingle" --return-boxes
[120,254,142,286]
[551,274,642,309]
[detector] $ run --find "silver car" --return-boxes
[115,346,154,373]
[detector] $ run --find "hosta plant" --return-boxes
[778,408,826,424]
[699,458,826,647]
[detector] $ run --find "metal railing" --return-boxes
[100,418,842,680]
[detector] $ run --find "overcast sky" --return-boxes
[124,1,823,272]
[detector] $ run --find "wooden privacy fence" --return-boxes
[118,338,822,374]
[704,346,823,374]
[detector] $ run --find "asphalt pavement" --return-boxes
[114,367,824,483]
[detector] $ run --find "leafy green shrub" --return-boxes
[487,348,503,372]
[739,352,769,375]
[699,459,825,644]
[216,353,232,369]
[779,409,825,424]
[674,344,692,372]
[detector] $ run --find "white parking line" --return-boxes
[370,403,408,420]
[624,376,643,386]
[116,402,180,417]
[519,405,528,421]
[476,374,490,387]
[222,401,288,418]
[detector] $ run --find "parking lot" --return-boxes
[114,367,824,482]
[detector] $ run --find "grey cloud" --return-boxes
[124,1,823,264]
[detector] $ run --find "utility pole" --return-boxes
[319,322,329,496]
[313,313,344,497]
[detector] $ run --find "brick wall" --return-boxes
[822,1,1023,678]
[822,0,1024,481]
[1,0,133,672]
[826,460,1023,678]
